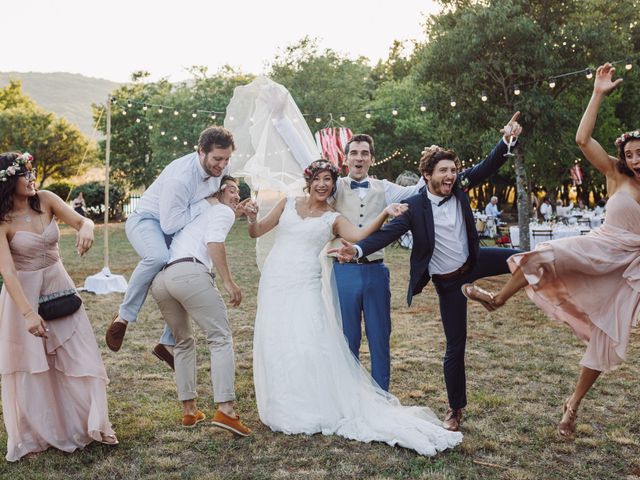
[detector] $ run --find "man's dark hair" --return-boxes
[418,146,460,176]
[198,126,235,154]
[345,134,375,157]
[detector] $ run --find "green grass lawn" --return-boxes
[1,220,639,479]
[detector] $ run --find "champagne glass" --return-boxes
[504,124,515,157]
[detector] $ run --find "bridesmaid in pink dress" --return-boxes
[0,152,117,461]
[462,63,640,440]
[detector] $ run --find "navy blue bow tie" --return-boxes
[438,195,453,206]
[350,180,370,190]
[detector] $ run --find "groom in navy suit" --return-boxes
[331,113,523,431]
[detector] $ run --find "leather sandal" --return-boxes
[558,398,578,440]
[461,283,497,312]
[100,433,119,446]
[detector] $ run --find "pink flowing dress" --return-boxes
[0,219,114,462]
[508,191,640,372]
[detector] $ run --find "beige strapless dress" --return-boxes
[0,219,114,461]
[508,191,640,372]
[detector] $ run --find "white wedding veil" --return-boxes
[225,76,321,270]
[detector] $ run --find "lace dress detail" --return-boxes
[253,197,462,455]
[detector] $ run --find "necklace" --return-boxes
[12,214,32,223]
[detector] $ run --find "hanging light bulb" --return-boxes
[135,118,141,123]
[625,58,633,70]
[192,112,197,118]
[450,97,456,108]
[420,102,427,112]
[585,68,593,79]
[183,141,188,145]
[142,104,148,111]
[365,111,372,119]
[160,131,166,136]
[148,125,153,130]
[173,110,179,116]
[481,91,488,102]
[127,100,132,108]
[513,84,521,95]
[315,116,321,123]
[173,136,178,141]
[548,78,556,88]
[339,113,346,122]
[391,107,398,116]
[210,114,216,120]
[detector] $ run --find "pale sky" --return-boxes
[5,0,442,83]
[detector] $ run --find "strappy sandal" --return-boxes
[558,398,578,440]
[100,433,119,446]
[461,283,497,312]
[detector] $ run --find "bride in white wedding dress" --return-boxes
[244,160,462,456]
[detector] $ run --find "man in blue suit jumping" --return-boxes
[330,113,523,431]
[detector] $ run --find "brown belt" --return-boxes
[163,257,205,270]
[431,259,471,281]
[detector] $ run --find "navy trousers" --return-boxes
[334,261,392,391]
[431,247,522,409]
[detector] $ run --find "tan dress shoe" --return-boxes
[443,408,463,431]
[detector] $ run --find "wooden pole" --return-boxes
[104,96,111,270]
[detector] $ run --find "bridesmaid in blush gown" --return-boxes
[244,159,462,456]
[462,63,640,440]
[0,152,117,461]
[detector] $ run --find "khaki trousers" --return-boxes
[151,262,236,403]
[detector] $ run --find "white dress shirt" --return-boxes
[168,203,236,269]
[338,175,426,203]
[135,152,228,234]
[425,190,468,275]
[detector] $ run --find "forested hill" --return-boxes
[0,72,120,137]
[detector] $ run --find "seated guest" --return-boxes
[594,198,607,216]
[555,199,574,219]
[539,196,554,220]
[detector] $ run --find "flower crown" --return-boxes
[615,130,640,147]
[303,159,338,183]
[0,152,33,182]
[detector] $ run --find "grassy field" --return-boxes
[1,220,639,479]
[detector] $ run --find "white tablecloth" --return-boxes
[509,224,591,250]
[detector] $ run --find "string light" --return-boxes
[173,110,179,116]
[158,107,163,113]
[315,116,321,123]
[450,97,456,108]
[548,78,556,88]
[142,104,148,111]
[481,91,488,102]
[513,84,521,95]
[391,107,398,116]
[339,113,346,122]
[127,100,132,108]
[135,118,141,123]
[420,102,427,112]
[192,113,197,118]
[626,58,633,70]
[365,112,372,119]
[585,68,593,79]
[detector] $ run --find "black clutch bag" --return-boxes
[38,290,82,321]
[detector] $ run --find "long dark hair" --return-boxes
[0,152,42,223]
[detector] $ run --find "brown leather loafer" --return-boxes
[443,408,463,431]
[105,314,127,351]
[182,410,206,428]
[211,410,251,437]
[152,344,175,370]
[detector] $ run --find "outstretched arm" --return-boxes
[333,203,408,243]
[40,190,94,256]
[575,63,623,176]
[246,196,286,238]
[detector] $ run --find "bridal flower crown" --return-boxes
[615,130,640,147]
[0,152,33,182]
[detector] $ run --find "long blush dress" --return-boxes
[508,191,640,372]
[0,219,114,461]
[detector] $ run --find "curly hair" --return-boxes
[418,146,460,176]
[615,131,640,178]
[303,159,339,196]
[0,152,42,223]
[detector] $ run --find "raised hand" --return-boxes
[500,111,523,139]
[594,63,623,95]
[327,239,357,263]
[385,203,408,217]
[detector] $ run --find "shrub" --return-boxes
[71,182,128,222]
[46,181,75,201]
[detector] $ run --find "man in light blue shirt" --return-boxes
[484,196,501,218]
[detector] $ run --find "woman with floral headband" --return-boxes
[242,159,462,456]
[463,63,640,440]
[0,152,117,461]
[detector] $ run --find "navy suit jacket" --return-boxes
[357,139,509,306]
